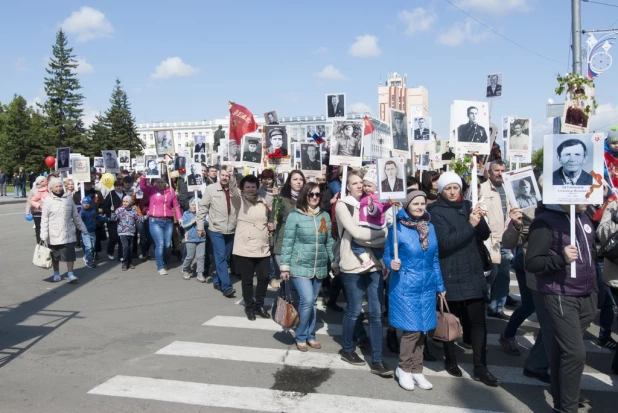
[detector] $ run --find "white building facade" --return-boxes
[136,112,392,162]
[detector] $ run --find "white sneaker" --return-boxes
[395,367,414,391]
[158,269,168,275]
[67,273,78,283]
[107,254,114,260]
[52,274,61,282]
[412,373,433,390]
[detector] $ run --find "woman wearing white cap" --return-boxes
[384,190,445,391]
[427,172,499,387]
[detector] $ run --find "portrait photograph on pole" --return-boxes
[486,73,503,99]
[144,155,161,179]
[240,133,263,167]
[329,120,363,167]
[118,150,130,167]
[71,157,91,182]
[326,93,346,119]
[503,166,541,210]
[265,126,289,156]
[264,110,279,125]
[186,162,203,192]
[390,108,410,156]
[377,157,407,202]
[452,100,490,155]
[56,147,71,172]
[561,85,594,134]
[412,116,432,142]
[300,143,322,177]
[507,118,532,162]
[101,150,120,174]
[542,133,604,204]
[154,129,175,155]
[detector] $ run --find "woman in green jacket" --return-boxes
[280,182,336,352]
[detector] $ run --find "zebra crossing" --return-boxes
[87,276,617,412]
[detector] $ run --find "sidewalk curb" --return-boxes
[0,199,27,206]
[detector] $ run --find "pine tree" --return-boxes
[42,29,87,152]
[104,78,144,156]
[87,113,111,155]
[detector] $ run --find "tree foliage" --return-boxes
[531,148,543,172]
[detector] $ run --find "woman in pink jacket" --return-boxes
[140,176,182,275]
[26,176,49,243]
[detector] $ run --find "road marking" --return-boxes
[486,333,609,354]
[0,212,26,216]
[156,341,617,392]
[89,375,505,413]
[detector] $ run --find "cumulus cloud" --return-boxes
[60,6,114,42]
[436,18,492,46]
[455,0,530,16]
[74,57,94,74]
[151,57,198,79]
[349,102,372,114]
[313,65,346,80]
[398,7,437,35]
[348,35,382,57]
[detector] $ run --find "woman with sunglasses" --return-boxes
[280,182,335,352]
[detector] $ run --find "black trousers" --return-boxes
[442,297,487,373]
[120,235,134,266]
[234,255,269,309]
[33,216,41,244]
[106,221,120,258]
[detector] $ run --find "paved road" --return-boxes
[0,201,616,413]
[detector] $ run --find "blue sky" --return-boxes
[2,0,618,149]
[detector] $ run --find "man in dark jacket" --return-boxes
[102,180,126,261]
[526,203,598,413]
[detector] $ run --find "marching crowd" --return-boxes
[21,142,618,413]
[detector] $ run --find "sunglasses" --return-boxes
[308,192,321,198]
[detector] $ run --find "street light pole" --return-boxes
[572,0,582,75]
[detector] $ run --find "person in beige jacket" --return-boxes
[479,160,513,319]
[40,178,88,283]
[196,165,241,298]
[231,174,274,320]
[334,169,392,377]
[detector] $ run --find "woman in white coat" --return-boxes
[40,178,88,283]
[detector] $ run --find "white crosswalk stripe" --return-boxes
[89,375,504,413]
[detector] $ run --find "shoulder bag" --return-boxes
[33,241,52,269]
[431,295,462,342]
[271,281,299,329]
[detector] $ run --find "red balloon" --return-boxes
[45,156,56,168]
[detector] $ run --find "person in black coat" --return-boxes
[427,171,499,387]
[102,180,125,261]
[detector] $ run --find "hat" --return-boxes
[81,196,92,205]
[607,126,618,144]
[122,195,132,203]
[363,167,378,186]
[247,138,259,145]
[189,197,199,206]
[437,171,462,194]
[405,190,427,209]
[269,127,284,138]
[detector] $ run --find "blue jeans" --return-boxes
[269,255,280,281]
[291,276,323,343]
[81,232,96,264]
[14,184,20,197]
[21,184,26,197]
[149,218,173,270]
[489,247,512,313]
[341,271,384,363]
[503,250,536,338]
[597,261,617,339]
[208,230,234,292]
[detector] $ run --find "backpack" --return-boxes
[330,193,354,240]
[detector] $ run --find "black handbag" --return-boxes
[600,228,618,265]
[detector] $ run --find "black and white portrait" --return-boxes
[101,150,119,173]
[306,125,316,139]
[542,134,604,204]
[174,156,187,171]
[226,140,241,162]
[56,147,70,171]
[154,130,174,155]
[316,124,326,138]
[144,155,160,178]
[300,143,322,172]
[329,120,363,167]
[194,135,206,155]
[377,157,407,202]
[412,117,431,142]
[507,118,532,161]
[390,109,409,153]
[503,166,541,210]
[118,150,130,165]
[241,134,262,165]
[186,162,203,191]
[452,100,490,155]
[486,73,503,99]
[264,110,279,125]
[93,157,104,173]
[194,153,207,163]
[326,93,345,119]
[265,126,289,156]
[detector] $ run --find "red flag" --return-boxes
[363,115,375,136]
[229,102,258,145]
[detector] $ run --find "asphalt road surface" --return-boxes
[0,201,616,413]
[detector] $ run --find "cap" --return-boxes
[362,166,378,187]
[247,138,259,145]
[437,171,463,194]
[269,127,284,138]
[122,195,132,203]
[82,196,92,204]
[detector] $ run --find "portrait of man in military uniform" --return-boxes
[390,109,409,152]
[242,137,262,164]
[457,106,488,143]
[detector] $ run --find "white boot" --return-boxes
[412,373,433,390]
[395,367,414,391]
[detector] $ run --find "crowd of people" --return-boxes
[20,141,618,413]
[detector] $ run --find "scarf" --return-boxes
[307,206,321,216]
[242,192,261,205]
[399,218,430,251]
[291,189,299,200]
[52,190,65,198]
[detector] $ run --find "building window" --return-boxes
[391,95,395,107]
[185,133,188,138]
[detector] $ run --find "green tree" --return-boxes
[104,78,144,155]
[531,148,543,172]
[41,29,87,152]
[87,112,110,155]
